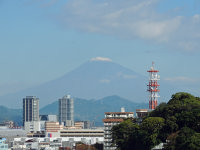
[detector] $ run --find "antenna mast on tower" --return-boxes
[147,62,160,110]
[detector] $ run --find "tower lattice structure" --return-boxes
[147,62,160,110]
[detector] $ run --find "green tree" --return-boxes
[112,119,140,150]
[165,127,200,150]
[140,117,165,149]
[112,93,200,150]
[150,92,200,137]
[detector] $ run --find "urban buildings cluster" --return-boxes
[18,95,104,150]
[0,63,160,150]
[0,137,8,150]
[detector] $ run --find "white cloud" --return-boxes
[100,79,110,83]
[36,0,200,52]
[135,17,182,42]
[117,72,137,79]
[60,0,200,51]
[91,57,112,62]
[123,74,137,79]
[164,76,200,82]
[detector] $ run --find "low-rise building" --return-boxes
[103,107,134,150]
[64,126,82,130]
[60,129,104,144]
[74,121,90,129]
[24,121,40,133]
[45,122,64,137]
[12,130,104,150]
[136,109,149,118]
[136,109,150,123]
[0,121,14,129]
[0,129,26,148]
[0,138,8,150]
[45,122,64,132]
[27,131,45,138]
[74,122,84,129]
[40,115,58,131]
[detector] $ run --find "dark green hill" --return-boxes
[0,106,22,126]
[40,95,148,126]
[0,95,148,126]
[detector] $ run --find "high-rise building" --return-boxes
[58,95,74,126]
[23,96,40,133]
[23,96,39,122]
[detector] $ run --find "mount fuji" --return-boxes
[0,57,179,108]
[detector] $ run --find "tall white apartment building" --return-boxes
[58,95,74,126]
[103,107,134,150]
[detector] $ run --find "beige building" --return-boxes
[60,128,104,144]
[45,122,64,132]
[74,121,84,128]
[45,122,64,137]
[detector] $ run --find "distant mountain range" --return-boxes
[0,106,22,126]
[0,59,180,108]
[40,95,148,126]
[0,95,148,126]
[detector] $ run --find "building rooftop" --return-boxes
[105,112,133,114]
[0,129,26,136]
[103,119,124,122]
[136,109,148,112]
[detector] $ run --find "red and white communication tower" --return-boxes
[147,62,160,110]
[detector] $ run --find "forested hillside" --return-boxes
[112,92,200,150]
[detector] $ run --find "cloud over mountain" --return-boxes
[91,57,112,62]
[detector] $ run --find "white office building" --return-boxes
[58,95,74,126]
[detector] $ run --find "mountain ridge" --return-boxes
[40,95,149,126]
[0,60,148,108]
[0,95,148,126]
[0,60,179,108]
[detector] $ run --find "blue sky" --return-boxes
[0,0,200,96]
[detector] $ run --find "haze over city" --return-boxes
[0,0,200,99]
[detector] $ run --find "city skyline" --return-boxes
[0,0,200,98]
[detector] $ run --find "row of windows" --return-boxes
[60,135,103,137]
[60,132,103,134]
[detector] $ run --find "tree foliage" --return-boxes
[165,127,200,150]
[111,92,200,150]
[112,119,141,150]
